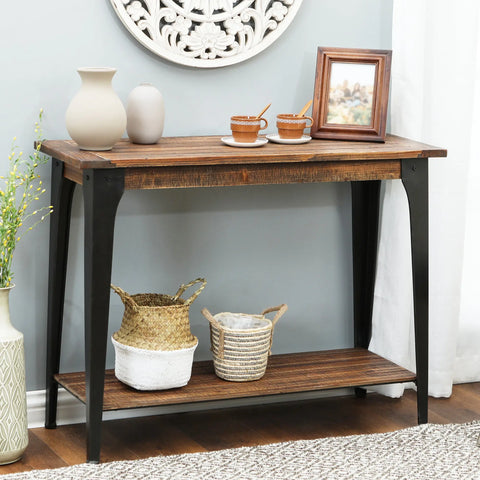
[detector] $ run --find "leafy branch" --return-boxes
[0,110,53,288]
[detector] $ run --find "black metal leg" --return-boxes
[46,159,76,429]
[351,181,381,398]
[401,158,429,424]
[83,168,124,463]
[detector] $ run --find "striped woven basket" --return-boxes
[202,304,287,382]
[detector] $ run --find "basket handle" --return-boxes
[261,304,288,327]
[111,284,139,311]
[201,307,223,329]
[201,308,225,359]
[172,278,207,305]
[262,304,288,355]
[202,308,225,360]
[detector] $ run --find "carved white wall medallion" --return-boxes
[110,0,304,68]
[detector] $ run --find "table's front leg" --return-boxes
[83,168,124,463]
[46,159,76,428]
[401,158,429,424]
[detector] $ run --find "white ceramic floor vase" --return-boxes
[126,83,165,144]
[0,286,28,465]
[65,67,126,151]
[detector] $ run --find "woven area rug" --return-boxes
[4,421,480,480]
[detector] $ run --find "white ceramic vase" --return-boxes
[66,67,126,151]
[126,83,165,144]
[0,286,28,465]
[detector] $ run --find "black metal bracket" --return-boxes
[83,168,125,463]
[45,159,76,429]
[351,180,381,348]
[401,158,429,424]
[351,181,381,398]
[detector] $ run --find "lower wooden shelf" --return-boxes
[55,348,416,412]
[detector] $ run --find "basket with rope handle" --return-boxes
[111,278,206,351]
[201,304,287,382]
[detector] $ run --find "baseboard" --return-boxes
[27,389,86,428]
[27,387,353,429]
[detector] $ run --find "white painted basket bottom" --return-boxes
[111,337,197,391]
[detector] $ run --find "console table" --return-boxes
[41,135,447,463]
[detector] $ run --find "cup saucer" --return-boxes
[221,136,268,148]
[266,134,312,145]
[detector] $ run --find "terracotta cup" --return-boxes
[276,114,314,139]
[230,115,268,143]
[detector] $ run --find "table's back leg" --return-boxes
[401,158,429,424]
[83,168,124,463]
[351,180,381,397]
[46,159,76,429]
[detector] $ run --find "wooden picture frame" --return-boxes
[311,47,392,142]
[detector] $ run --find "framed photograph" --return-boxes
[311,47,392,142]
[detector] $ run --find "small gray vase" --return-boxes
[126,83,165,144]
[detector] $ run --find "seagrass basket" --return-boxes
[201,304,287,382]
[111,278,206,390]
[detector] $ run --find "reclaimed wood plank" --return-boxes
[63,163,83,185]
[40,135,447,171]
[40,140,108,169]
[123,160,402,189]
[54,349,416,411]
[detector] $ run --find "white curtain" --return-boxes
[369,0,480,397]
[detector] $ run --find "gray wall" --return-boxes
[1,0,393,391]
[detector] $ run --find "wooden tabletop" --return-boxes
[41,134,447,170]
[42,135,446,190]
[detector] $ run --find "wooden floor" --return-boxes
[2,383,480,474]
